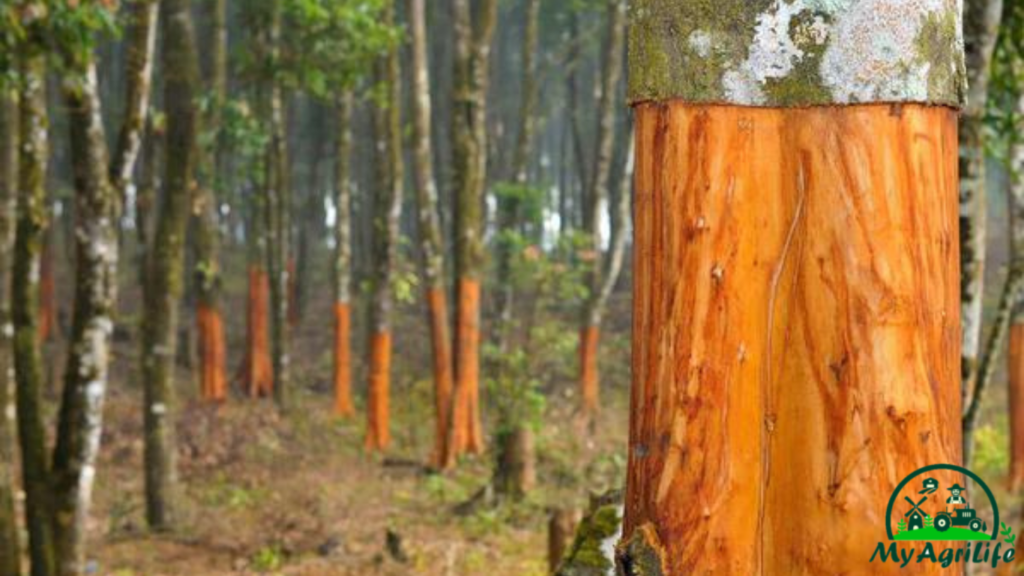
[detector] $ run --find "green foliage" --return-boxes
[925,515,933,529]
[985,0,1024,162]
[484,345,546,434]
[897,517,907,534]
[239,0,397,99]
[250,544,285,572]
[972,422,1009,477]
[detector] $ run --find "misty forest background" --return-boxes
[0,0,1023,575]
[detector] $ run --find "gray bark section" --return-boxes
[629,0,967,107]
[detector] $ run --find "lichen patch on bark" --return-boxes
[629,0,965,107]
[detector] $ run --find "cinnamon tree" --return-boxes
[620,1,965,573]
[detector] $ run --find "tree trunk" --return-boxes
[0,84,22,576]
[49,62,118,576]
[263,0,291,411]
[141,0,200,530]
[959,0,1004,458]
[406,0,455,466]
[447,0,498,465]
[13,48,56,576]
[621,2,964,573]
[493,0,541,339]
[242,264,274,398]
[365,5,404,452]
[547,508,581,573]
[1007,92,1024,492]
[194,0,228,403]
[333,93,354,418]
[578,0,626,419]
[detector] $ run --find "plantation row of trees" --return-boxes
[0,0,633,574]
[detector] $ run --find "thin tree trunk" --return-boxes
[0,83,22,576]
[493,0,541,339]
[365,5,404,452]
[136,116,162,290]
[194,0,228,403]
[333,93,354,417]
[578,0,626,418]
[621,2,964,573]
[263,0,291,410]
[13,48,56,576]
[446,0,498,465]
[959,0,1005,459]
[1006,91,1024,492]
[141,0,200,530]
[407,0,454,466]
[109,0,159,207]
[49,63,118,576]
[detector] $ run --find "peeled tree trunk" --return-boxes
[333,93,354,417]
[446,0,498,466]
[13,48,56,576]
[141,0,200,530]
[579,0,626,418]
[406,0,454,466]
[1007,91,1024,492]
[0,85,21,576]
[621,2,965,574]
[194,0,228,403]
[959,0,1004,458]
[365,6,404,452]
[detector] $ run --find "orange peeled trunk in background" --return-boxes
[579,325,599,415]
[1010,323,1024,491]
[364,331,391,451]
[197,304,226,402]
[449,278,482,459]
[621,103,961,574]
[333,302,353,417]
[427,286,454,465]
[241,265,273,397]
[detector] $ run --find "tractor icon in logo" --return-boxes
[934,483,984,534]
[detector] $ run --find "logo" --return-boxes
[870,463,1017,568]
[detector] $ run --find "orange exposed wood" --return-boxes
[38,241,54,343]
[239,266,273,397]
[578,325,599,416]
[197,304,226,402]
[623,103,961,574]
[1010,323,1024,492]
[364,330,391,452]
[426,286,454,466]
[452,278,483,457]
[333,302,354,417]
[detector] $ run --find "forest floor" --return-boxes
[36,254,634,576]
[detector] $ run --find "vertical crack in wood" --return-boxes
[757,154,807,574]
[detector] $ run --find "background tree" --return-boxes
[141,0,200,530]
[445,0,498,466]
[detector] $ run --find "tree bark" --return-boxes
[141,0,200,530]
[365,4,404,452]
[0,84,22,576]
[263,0,291,411]
[447,0,498,464]
[333,93,355,418]
[621,2,965,573]
[50,61,118,576]
[493,0,541,338]
[109,0,159,208]
[1006,91,1024,492]
[194,0,228,403]
[407,0,455,466]
[578,0,626,418]
[13,48,56,576]
[959,0,1004,455]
